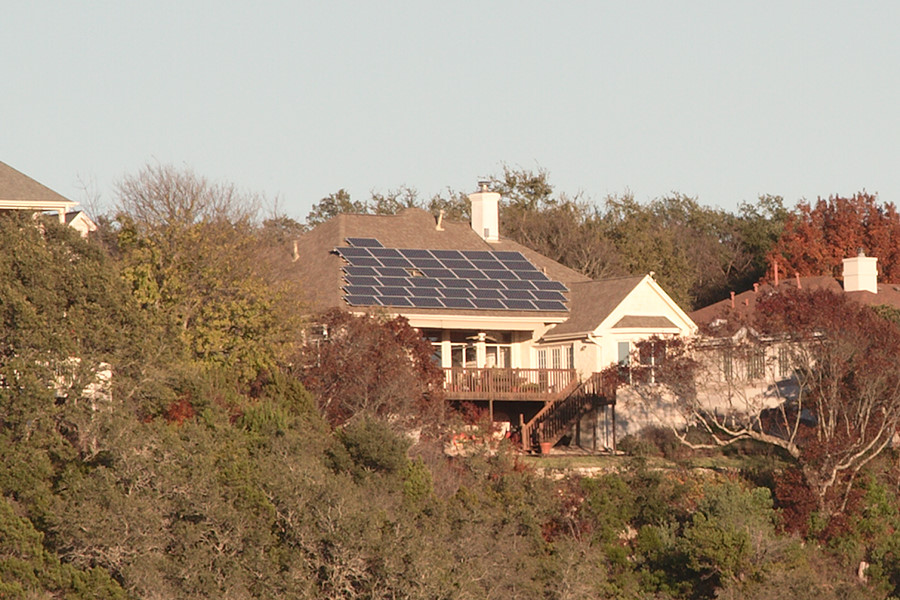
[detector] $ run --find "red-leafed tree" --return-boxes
[769,192,900,281]
[298,309,444,428]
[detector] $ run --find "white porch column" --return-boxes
[475,332,487,368]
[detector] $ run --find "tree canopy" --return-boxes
[2,163,900,598]
[770,192,900,281]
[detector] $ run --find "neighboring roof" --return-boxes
[690,275,900,327]
[541,277,644,338]
[0,161,75,206]
[64,211,98,236]
[613,315,677,328]
[294,208,590,317]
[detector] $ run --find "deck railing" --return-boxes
[441,367,577,400]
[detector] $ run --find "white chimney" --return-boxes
[843,249,878,293]
[468,181,500,242]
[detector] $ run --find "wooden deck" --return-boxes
[441,367,578,401]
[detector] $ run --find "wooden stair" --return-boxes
[521,372,617,452]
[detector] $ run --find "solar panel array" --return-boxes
[335,238,568,312]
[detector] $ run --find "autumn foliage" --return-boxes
[769,192,900,280]
[757,290,900,515]
[298,309,444,427]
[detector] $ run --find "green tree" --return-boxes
[114,164,303,381]
[306,188,367,227]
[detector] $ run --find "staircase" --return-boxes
[521,372,617,452]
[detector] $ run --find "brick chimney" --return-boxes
[468,181,500,242]
[843,249,878,293]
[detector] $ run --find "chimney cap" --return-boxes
[477,180,491,192]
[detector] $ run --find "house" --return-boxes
[676,251,900,438]
[0,161,96,236]
[294,182,697,451]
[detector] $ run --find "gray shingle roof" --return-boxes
[0,162,72,203]
[542,277,645,337]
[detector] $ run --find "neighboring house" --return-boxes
[680,251,900,434]
[294,183,696,451]
[65,210,99,238]
[0,161,95,236]
[691,251,900,327]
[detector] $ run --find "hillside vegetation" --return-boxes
[2,166,900,599]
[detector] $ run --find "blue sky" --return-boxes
[3,2,899,221]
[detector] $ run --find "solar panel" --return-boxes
[441,297,475,309]
[494,251,527,261]
[370,247,402,258]
[517,270,549,281]
[431,249,463,260]
[407,277,442,288]
[483,269,520,281]
[532,280,567,291]
[505,260,538,272]
[441,288,473,298]
[344,276,380,287]
[421,268,454,278]
[345,295,382,306]
[504,280,536,290]
[337,247,373,258]
[408,297,444,308]
[380,286,411,297]
[533,290,567,301]
[439,278,473,288]
[470,288,503,299]
[334,238,568,312]
[407,258,443,269]
[501,289,536,300]
[379,296,414,307]
[409,286,442,297]
[346,238,383,248]
[344,285,378,296]
[503,299,536,310]
[471,260,504,271]
[470,278,505,289]
[347,257,381,267]
[453,269,487,280]
[375,267,410,278]
[380,257,413,268]
[344,266,379,277]
[471,298,505,309]
[378,277,411,287]
[400,248,433,259]
[534,300,567,311]
[442,259,474,270]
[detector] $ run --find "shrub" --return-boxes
[335,417,411,478]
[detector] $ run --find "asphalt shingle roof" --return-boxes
[0,162,73,203]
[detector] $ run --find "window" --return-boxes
[720,349,733,381]
[778,346,791,378]
[618,341,631,366]
[450,343,476,368]
[485,344,510,368]
[536,344,574,370]
[746,349,765,380]
[423,329,443,366]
